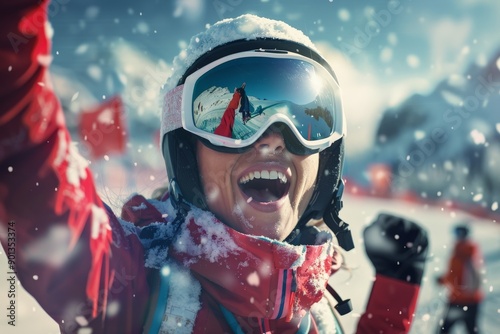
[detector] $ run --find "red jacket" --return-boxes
[0,1,421,333]
[439,239,484,304]
[214,91,241,138]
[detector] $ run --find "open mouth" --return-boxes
[238,170,290,203]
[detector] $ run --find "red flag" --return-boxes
[78,96,127,159]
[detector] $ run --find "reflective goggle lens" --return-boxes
[191,57,338,149]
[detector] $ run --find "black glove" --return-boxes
[363,213,429,284]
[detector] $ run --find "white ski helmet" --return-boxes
[160,14,352,248]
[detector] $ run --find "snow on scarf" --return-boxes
[133,195,343,327]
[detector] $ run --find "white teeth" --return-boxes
[278,172,286,183]
[239,170,288,184]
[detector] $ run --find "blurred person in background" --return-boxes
[436,223,484,334]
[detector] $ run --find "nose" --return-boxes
[254,127,285,155]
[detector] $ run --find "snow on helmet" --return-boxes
[161,14,349,245]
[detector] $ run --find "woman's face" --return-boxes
[196,129,319,241]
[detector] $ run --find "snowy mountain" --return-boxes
[193,86,232,122]
[346,48,500,217]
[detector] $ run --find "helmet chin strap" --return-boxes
[322,180,354,251]
[285,138,354,251]
[284,182,354,251]
[169,178,192,215]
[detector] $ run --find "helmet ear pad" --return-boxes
[297,138,345,227]
[162,128,208,210]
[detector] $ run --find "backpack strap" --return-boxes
[219,304,245,334]
[142,263,202,334]
[143,269,171,334]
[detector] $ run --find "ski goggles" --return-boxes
[161,50,345,155]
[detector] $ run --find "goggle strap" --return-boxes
[161,84,184,143]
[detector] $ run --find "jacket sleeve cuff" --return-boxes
[356,274,420,334]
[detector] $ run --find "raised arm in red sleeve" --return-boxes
[356,275,420,334]
[0,1,149,332]
[357,213,428,333]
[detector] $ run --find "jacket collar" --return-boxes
[125,195,343,330]
[168,205,342,324]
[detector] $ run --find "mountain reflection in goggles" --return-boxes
[191,57,336,143]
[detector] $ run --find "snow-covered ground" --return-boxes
[1,193,499,333]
